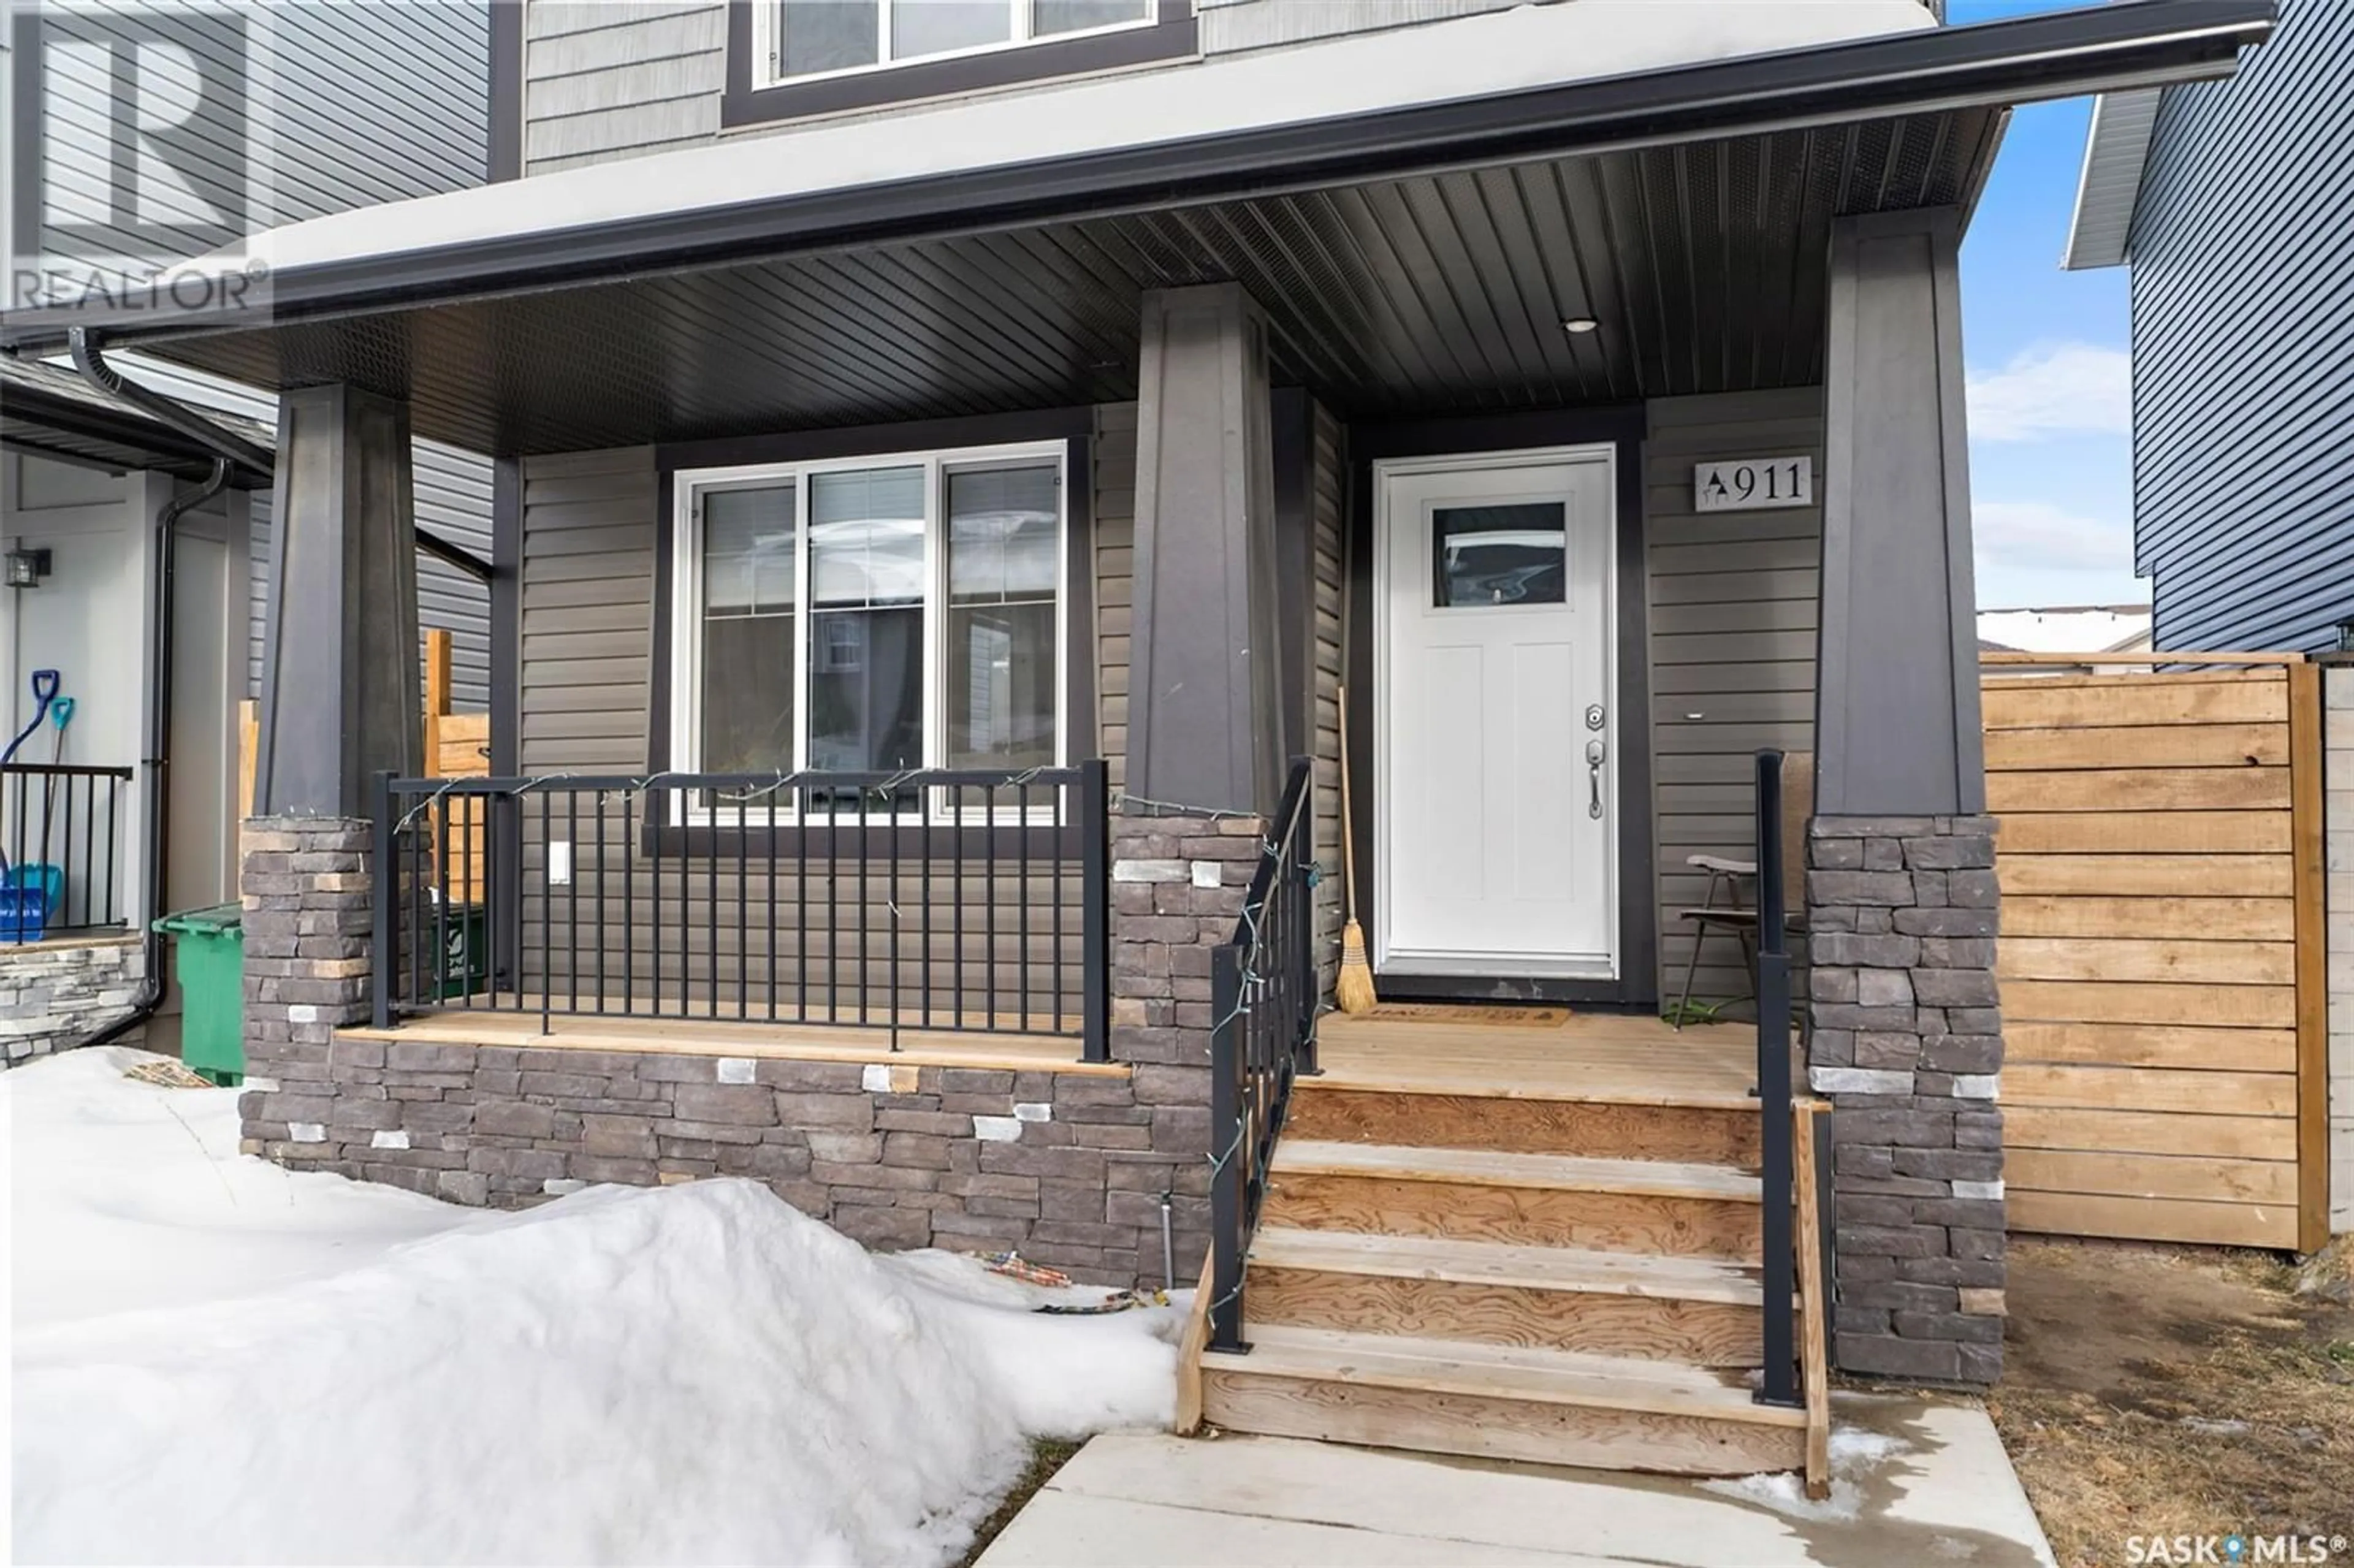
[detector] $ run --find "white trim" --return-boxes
[1370,443,1621,982]
[2062,86,2164,270]
[667,437,1070,828]
[750,0,1159,92]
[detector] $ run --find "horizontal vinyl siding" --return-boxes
[522,2,725,174]
[1094,403,1137,787]
[519,448,659,774]
[1311,402,1347,999]
[1644,387,1824,1007]
[2130,0,2354,653]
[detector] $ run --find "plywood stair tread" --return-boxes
[1246,1227,1767,1306]
[1299,1062,1758,1109]
[1201,1323,1804,1428]
[1274,1140,1762,1202]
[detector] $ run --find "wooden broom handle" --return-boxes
[1338,685,1359,923]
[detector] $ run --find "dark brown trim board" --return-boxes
[1343,405,1656,1008]
[722,0,1196,129]
[646,406,1100,853]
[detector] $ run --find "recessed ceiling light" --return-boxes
[1562,317,1600,335]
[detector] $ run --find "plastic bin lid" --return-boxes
[155,901,245,935]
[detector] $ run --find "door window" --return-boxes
[1432,502,1566,607]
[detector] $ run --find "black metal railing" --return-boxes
[1,763,132,939]
[371,761,1113,1059]
[1753,747,1800,1409]
[1206,756,1319,1353]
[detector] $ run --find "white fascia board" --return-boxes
[2062,86,2163,270]
[175,0,1936,284]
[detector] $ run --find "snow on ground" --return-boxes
[7,1049,1182,1566]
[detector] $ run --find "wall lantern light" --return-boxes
[4,547,51,588]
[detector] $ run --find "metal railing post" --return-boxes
[371,771,396,1030]
[1208,940,1248,1353]
[1753,748,1799,1409]
[1079,756,1112,1063]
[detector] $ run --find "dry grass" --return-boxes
[1994,1236,2354,1567]
[956,1439,1081,1568]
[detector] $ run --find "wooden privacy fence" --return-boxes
[242,628,491,899]
[1984,653,2328,1253]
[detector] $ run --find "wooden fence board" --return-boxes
[1987,659,2322,1250]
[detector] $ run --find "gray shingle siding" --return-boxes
[2128,0,2354,653]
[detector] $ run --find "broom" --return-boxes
[1335,687,1377,1016]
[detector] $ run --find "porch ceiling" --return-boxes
[123,111,1999,455]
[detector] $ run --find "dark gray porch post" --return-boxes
[240,385,421,1163]
[1809,209,2006,1386]
[1127,283,1285,818]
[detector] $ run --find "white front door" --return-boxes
[1375,447,1617,980]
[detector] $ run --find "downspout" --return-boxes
[81,457,231,1048]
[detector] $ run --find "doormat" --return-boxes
[1363,1003,1572,1027]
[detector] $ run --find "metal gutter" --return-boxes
[0,0,2272,351]
[67,332,495,584]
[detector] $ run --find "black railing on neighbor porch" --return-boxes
[1753,747,1800,1410]
[2,763,131,937]
[371,762,1112,1059]
[1207,756,1319,1353]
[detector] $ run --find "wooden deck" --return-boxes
[341,1006,1127,1075]
[1312,1011,1756,1107]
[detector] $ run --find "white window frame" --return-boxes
[669,438,1070,826]
[749,0,1159,91]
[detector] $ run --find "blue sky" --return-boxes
[1951,0,2143,611]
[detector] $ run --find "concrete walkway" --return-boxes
[978,1393,2055,1567]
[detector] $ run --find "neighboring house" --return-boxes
[0,0,497,1064]
[1976,602,2155,674]
[2063,0,2352,653]
[1,0,2275,1479]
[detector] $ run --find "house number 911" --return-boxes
[1694,455,1811,512]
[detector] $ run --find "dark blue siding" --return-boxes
[2128,0,2354,653]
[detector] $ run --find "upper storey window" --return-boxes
[726,0,1196,126]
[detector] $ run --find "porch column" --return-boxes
[1127,283,1285,817]
[1808,209,2006,1385]
[240,385,419,1166]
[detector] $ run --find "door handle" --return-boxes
[1585,738,1606,819]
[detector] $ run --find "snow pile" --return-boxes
[8,1051,1181,1566]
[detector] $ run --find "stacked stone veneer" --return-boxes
[1804,813,2006,1385]
[237,810,1256,1289]
[0,935,144,1065]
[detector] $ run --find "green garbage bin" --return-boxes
[154,902,245,1087]
[430,898,489,999]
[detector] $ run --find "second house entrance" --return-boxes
[1374,446,1619,981]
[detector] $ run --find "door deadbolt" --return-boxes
[1585,704,1606,731]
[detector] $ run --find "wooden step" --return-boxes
[1287,1080,1762,1166]
[1244,1227,1767,1366]
[1264,1141,1764,1262]
[1200,1324,1805,1477]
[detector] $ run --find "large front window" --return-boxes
[756,0,1154,85]
[675,441,1066,817]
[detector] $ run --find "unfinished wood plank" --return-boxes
[1983,723,2288,771]
[1175,1251,1212,1436]
[1996,936,2294,986]
[1285,1088,1760,1166]
[2002,1064,2296,1118]
[2000,979,2297,1029]
[2288,661,2329,1254]
[1244,1264,1763,1366]
[1994,811,2291,855]
[2005,1105,2296,1162]
[1262,1173,1762,1263]
[1793,1100,1829,1502]
[2006,1147,2297,1206]
[1985,767,2289,815]
[1996,854,2291,898]
[1981,653,2299,671]
[1274,1142,1759,1201]
[2000,896,2295,942]
[1245,1228,1765,1301]
[2008,1190,2296,1249]
[2005,1021,2298,1073]
[1981,674,2285,730]
[238,699,258,818]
